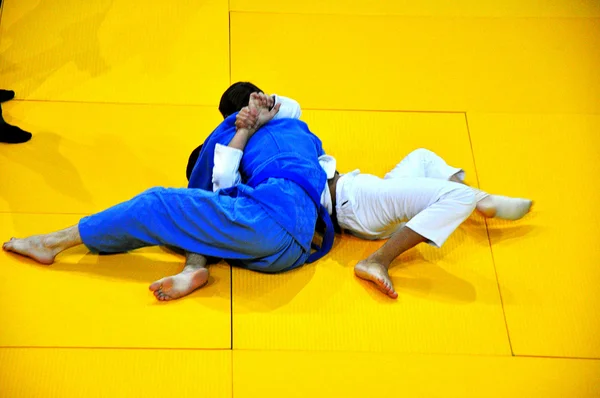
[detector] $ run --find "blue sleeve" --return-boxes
[315,135,325,157]
[188,141,215,190]
[188,113,238,190]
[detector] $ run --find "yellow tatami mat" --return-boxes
[0,101,222,214]
[468,113,600,359]
[230,13,600,114]
[0,0,229,105]
[0,213,231,348]
[300,110,475,180]
[0,348,231,398]
[3,0,599,395]
[231,0,600,17]
[232,111,510,354]
[233,351,600,398]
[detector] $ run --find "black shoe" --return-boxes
[0,89,15,103]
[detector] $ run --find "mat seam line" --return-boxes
[464,112,514,356]
[230,350,235,398]
[228,348,600,361]
[0,211,93,216]
[6,98,218,108]
[229,10,600,19]
[515,354,600,361]
[4,98,465,114]
[0,346,231,351]
[2,346,597,361]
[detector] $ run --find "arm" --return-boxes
[210,106,257,191]
[212,94,281,190]
[212,94,298,191]
[211,111,254,190]
[211,144,243,191]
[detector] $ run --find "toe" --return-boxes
[149,281,162,292]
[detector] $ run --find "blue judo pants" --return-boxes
[78,187,309,273]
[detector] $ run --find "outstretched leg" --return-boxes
[385,148,532,220]
[149,252,210,301]
[5,187,287,269]
[449,175,532,220]
[3,226,82,264]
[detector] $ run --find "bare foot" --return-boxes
[354,260,398,299]
[2,236,58,265]
[149,268,209,301]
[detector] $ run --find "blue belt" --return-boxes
[247,169,334,263]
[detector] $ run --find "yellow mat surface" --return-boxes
[233,351,600,398]
[0,0,229,105]
[0,348,232,398]
[468,113,600,359]
[300,110,473,180]
[231,13,600,114]
[0,213,231,348]
[2,0,599,395]
[231,0,600,17]
[0,101,222,214]
[232,111,510,354]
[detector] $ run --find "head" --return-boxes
[218,82,264,119]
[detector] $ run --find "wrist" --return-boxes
[236,127,255,137]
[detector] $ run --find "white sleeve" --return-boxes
[271,94,302,120]
[319,155,337,179]
[212,143,243,192]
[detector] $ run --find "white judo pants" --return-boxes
[335,148,477,247]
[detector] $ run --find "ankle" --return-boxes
[366,253,391,268]
[476,200,497,218]
[41,235,64,251]
[183,264,208,273]
[474,190,490,203]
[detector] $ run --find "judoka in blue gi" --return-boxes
[3,87,335,301]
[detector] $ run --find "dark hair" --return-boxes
[218,82,263,118]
